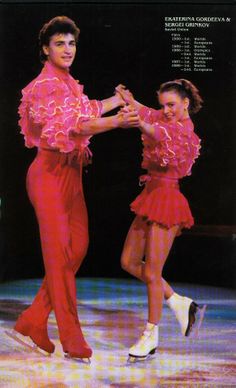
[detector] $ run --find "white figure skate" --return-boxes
[128,322,159,362]
[166,293,207,337]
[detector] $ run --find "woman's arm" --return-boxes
[119,105,160,141]
[100,84,144,114]
[115,84,145,111]
[139,120,159,140]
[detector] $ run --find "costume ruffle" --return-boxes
[139,107,201,178]
[130,179,194,229]
[18,63,102,155]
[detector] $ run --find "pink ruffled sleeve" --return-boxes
[139,106,160,122]
[139,106,172,143]
[141,111,201,178]
[18,77,102,153]
[159,120,201,176]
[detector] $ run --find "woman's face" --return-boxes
[158,91,189,123]
[43,33,76,70]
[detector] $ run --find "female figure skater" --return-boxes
[7,16,139,361]
[116,80,205,361]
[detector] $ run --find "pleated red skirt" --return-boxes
[130,175,194,230]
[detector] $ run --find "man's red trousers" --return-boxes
[19,149,89,345]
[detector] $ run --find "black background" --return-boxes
[1,2,235,287]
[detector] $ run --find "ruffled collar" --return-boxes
[161,115,194,135]
[43,61,70,81]
[42,60,83,96]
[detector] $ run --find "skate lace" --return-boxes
[135,330,152,346]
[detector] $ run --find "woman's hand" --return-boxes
[115,84,135,105]
[113,87,127,107]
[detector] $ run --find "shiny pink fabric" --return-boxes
[18,61,102,155]
[16,62,102,348]
[130,175,194,230]
[139,106,201,179]
[131,106,201,229]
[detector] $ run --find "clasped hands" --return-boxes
[115,84,140,128]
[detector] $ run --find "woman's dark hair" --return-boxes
[39,16,80,63]
[157,79,203,114]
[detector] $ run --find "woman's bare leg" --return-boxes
[120,216,147,279]
[126,223,179,359]
[122,218,202,343]
[121,216,175,301]
[144,224,179,324]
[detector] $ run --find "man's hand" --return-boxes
[116,108,140,128]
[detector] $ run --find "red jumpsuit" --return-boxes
[15,61,102,353]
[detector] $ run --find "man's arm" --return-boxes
[100,94,125,115]
[79,110,140,135]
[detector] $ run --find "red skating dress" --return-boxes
[130,106,201,230]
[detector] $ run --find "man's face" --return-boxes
[158,91,189,123]
[43,33,76,70]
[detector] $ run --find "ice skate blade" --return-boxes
[127,348,156,363]
[5,329,51,357]
[185,302,207,337]
[64,353,91,364]
[184,301,197,336]
[192,304,207,338]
